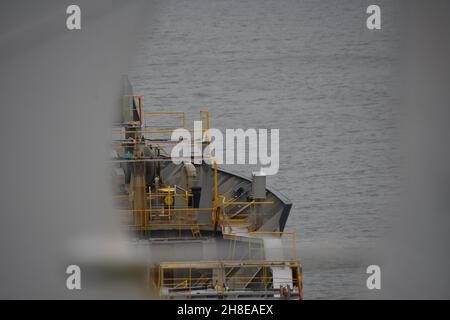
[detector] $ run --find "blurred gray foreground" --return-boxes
[0,0,147,298]
[380,0,450,299]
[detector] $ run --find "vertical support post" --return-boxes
[200,110,210,130]
[214,160,219,208]
[292,231,297,261]
[138,96,142,127]
[212,160,220,232]
[141,151,146,231]
[189,267,192,297]
[263,267,267,296]
[297,264,303,300]
[131,138,147,233]
[159,266,163,294]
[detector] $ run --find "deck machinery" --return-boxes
[110,77,302,299]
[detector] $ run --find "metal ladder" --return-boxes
[191,225,201,238]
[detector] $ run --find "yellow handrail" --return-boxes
[143,111,186,128]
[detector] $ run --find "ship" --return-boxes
[110,76,302,299]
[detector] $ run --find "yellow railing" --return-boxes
[112,105,210,136]
[143,111,186,128]
[123,207,214,230]
[157,260,302,299]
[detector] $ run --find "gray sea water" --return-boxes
[130,0,400,299]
